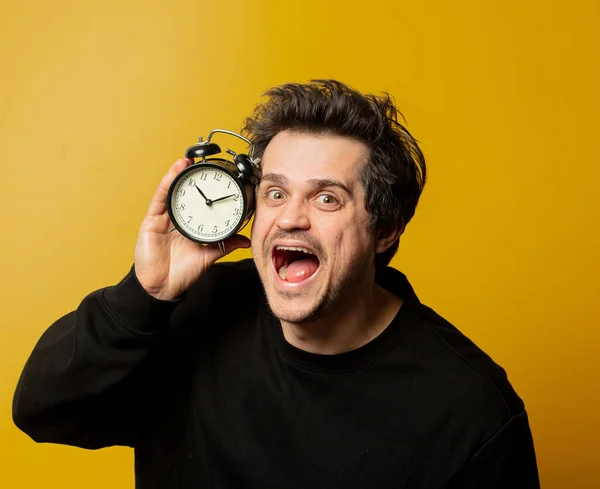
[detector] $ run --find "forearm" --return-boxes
[12,268,179,448]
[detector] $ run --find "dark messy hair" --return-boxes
[242,79,426,269]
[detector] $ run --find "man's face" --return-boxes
[251,130,378,324]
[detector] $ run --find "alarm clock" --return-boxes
[167,129,260,252]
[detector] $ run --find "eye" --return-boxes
[267,189,286,201]
[316,194,339,205]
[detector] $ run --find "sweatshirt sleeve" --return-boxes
[12,267,184,449]
[447,410,540,489]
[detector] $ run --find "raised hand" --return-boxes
[133,159,250,300]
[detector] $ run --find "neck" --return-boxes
[280,282,403,355]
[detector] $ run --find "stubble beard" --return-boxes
[260,252,372,326]
[255,229,375,325]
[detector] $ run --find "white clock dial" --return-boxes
[170,165,245,242]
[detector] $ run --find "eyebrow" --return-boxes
[260,173,288,186]
[260,173,353,196]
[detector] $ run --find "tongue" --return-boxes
[280,257,319,283]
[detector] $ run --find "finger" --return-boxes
[202,235,251,264]
[223,234,252,252]
[146,158,194,218]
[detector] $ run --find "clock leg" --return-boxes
[218,241,225,254]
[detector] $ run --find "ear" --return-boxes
[374,219,405,255]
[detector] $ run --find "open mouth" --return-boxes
[272,245,321,283]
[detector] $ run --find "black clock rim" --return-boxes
[166,160,249,244]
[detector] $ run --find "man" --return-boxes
[13,80,540,488]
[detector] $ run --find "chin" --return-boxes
[264,286,326,325]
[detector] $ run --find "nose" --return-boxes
[276,197,310,231]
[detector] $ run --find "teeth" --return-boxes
[275,246,313,254]
[279,264,288,280]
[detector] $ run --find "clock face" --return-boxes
[168,164,246,243]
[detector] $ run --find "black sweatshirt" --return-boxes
[13,259,540,488]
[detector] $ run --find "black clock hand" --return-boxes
[195,185,212,206]
[211,194,237,203]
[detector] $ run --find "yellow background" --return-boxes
[1,0,598,487]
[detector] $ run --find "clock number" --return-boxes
[233,208,240,216]
[199,172,207,181]
[187,215,193,224]
[180,203,186,211]
[233,194,239,201]
[179,188,186,197]
[214,173,222,182]
[188,178,196,187]
[225,220,230,227]
[227,181,232,189]
[212,225,218,234]
[198,224,204,232]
